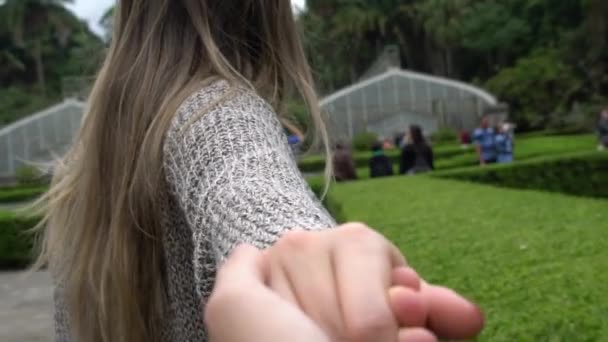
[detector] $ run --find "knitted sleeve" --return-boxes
[163,81,335,296]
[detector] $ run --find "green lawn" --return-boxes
[329,176,608,341]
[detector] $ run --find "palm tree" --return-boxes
[415,0,470,77]
[1,0,74,96]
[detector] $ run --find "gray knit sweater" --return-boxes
[53,80,335,341]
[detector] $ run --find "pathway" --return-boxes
[0,272,53,342]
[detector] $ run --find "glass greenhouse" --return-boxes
[320,68,502,141]
[0,99,85,180]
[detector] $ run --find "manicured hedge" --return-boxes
[308,179,345,223]
[0,186,48,204]
[298,145,469,173]
[0,212,39,268]
[434,151,608,199]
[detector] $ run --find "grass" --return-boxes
[329,176,608,341]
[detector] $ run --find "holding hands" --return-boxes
[206,223,484,342]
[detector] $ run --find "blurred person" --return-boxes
[400,125,434,175]
[459,130,471,148]
[473,115,497,165]
[31,1,484,341]
[383,137,395,150]
[598,108,608,150]
[333,142,358,182]
[495,123,514,163]
[370,142,394,178]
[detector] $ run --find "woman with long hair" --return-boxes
[400,125,434,175]
[34,1,482,341]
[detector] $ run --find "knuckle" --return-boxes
[276,229,315,250]
[343,309,396,340]
[340,222,377,240]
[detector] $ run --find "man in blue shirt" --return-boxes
[473,115,497,165]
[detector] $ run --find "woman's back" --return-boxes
[39,1,334,341]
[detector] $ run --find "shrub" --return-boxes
[352,132,378,152]
[15,165,46,186]
[434,151,608,198]
[431,127,458,145]
[307,179,346,223]
[0,212,39,269]
[0,186,48,204]
[298,145,469,173]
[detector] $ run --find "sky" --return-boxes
[67,0,307,36]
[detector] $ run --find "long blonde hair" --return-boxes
[34,1,329,341]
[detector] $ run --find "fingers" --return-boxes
[392,267,421,291]
[398,328,437,342]
[267,230,343,334]
[213,244,265,289]
[389,287,428,328]
[421,282,485,339]
[206,244,330,342]
[330,224,400,341]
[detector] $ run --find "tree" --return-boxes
[0,0,74,96]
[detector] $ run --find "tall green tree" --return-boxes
[1,0,74,96]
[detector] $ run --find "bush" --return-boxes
[0,186,48,204]
[434,151,608,199]
[15,165,46,186]
[0,212,39,269]
[298,145,469,173]
[352,132,378,152]
[307,179,346,223]
[431,127,458,145]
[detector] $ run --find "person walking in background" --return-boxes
[495,123,514,163]
[598,108,608,150]
[369,142,394,178]
[400,125,434,175]
[333,142,358,182]
[473,115,497,165]
[459,130,471,148]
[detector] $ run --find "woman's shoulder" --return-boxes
[169,78,275,136]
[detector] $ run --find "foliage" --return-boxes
[0,211,38,268]
[301,134,594,174]
[15,165,43,186]
[435,151,608,199]
[301,0,608,130]
[329,176,608,341]
[430,127,458,145]
[0,0,103,126]
[352,131,379,151]
[0,185,47,203]
[0,86,56,126]
[485,49,581,129]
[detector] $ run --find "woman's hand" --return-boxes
[263,223,431,341]
[205,245,330,342]
[206,223,484,342]
[205,244,436,342]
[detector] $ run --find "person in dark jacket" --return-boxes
[369,142,394,178]
[333,143,357,182]
[598,109,608,150]
[400,125,434,175]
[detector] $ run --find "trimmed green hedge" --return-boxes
[0,186,48,204]
[299,145,469,173]
[308,179,345,223]
[434,151,608,199]
[0,212,39,268]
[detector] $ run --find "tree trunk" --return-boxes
[34,39,46,97]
